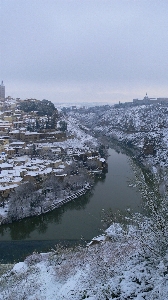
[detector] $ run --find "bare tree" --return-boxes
[8,182,35,220]
[43,174,61,198]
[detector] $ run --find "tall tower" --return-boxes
[0,80,5,99]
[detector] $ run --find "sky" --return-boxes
[1,0,168,104]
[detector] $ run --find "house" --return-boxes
[20,131,40,142]
[9,141,26,154]
[0,121,12,132]
[9,129,20,140]
[49,159,62,168]
[0,162,13,170]
[3,146,15,157]
[50,146,63,155]
[23,167,52,184]
[40,130,66,141]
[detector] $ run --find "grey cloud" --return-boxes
[1,0,168,102]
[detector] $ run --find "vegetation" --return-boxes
[59,120,67,132]
[19,99,57,116]
[5,163,93,223]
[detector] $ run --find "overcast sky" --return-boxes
[1,0,168,104]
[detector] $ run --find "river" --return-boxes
[0,147,142,263]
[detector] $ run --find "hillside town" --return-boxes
[1,0,168,297]
[1,87,168,225]
[1,87,168,299]
[0,89,107,225]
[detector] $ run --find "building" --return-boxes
[0,81,5,99]
[133,93,168,105]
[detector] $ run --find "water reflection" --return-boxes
[0,191,93,240]
[0,148,142,244]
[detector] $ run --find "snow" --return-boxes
[1,104,168,298]
[0,162,13,169]
[99,157,105,162]
[105,223,126,239]
[0,183,18,191]
[0,202,8,216]
[13,262,28,273]
[0,224,167,299]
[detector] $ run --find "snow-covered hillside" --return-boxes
[1,104,168,299]
[72,104,168,186]
[1,224,168,299]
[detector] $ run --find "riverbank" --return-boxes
[0,147,142,263]
[0,183,92,225]
[1,223,167,299]
[70,104,168,200]
[99,133,163,196]
[91,106,168,194]
[0,143,167,299]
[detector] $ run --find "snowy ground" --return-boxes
[1,108,168,299]
[0,224,168,300]
[56,116,98,150]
